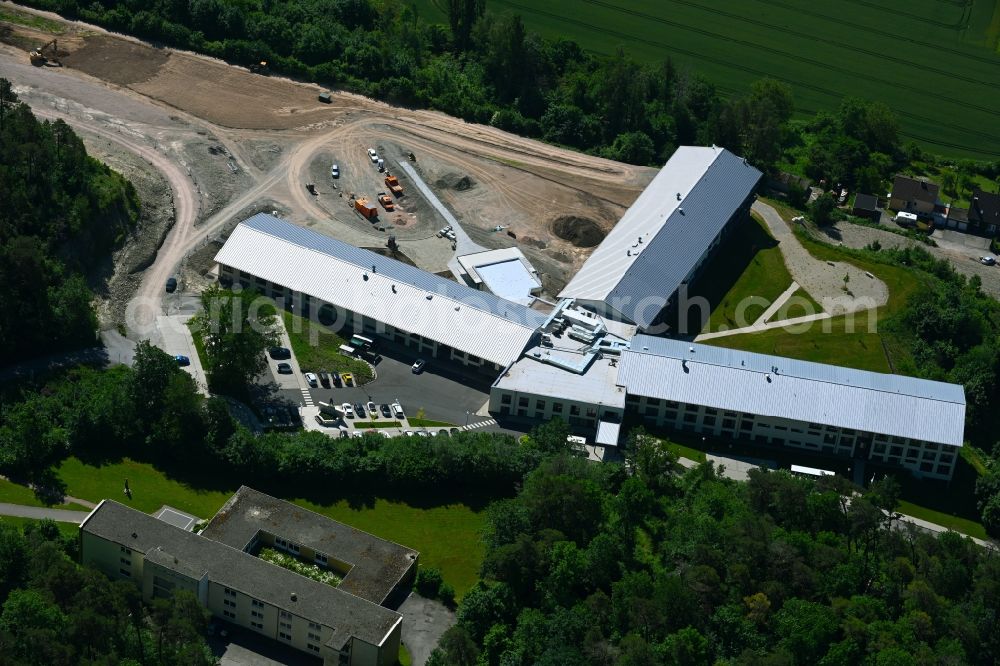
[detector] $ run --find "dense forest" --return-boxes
[0,79,138,363]
[428,432,1000,666]
[0,519,214,665]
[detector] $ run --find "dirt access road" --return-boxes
[1,2,654,342]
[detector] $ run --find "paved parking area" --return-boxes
[157,314,208,394]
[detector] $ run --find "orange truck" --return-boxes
[377,192,394,211]
[384,174,404,196]
[355,198,378,220]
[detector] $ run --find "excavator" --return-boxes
[29,39,61,66]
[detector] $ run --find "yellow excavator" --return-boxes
[29,39,61,66]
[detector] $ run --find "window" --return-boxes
[685,403,698,413]
[740,421,753,431]
[224,587,236,597]
[224,599,236,608]
[705,408,718,416]
[251,599,263,608]
[552,402,563,413]
[501,394,511,405]
[315,553,328,564]
[309,622,321,630]
[703,416,716,427]
[288,542,300,553]
[279,631,292,641]
[586,407,597,417]
[119,568,131,577]
[307,644,320,653]
[120,546,132,555]
[517,396,528,407]
[723,418,735,429]
[224,610,235,619]
[251,610,263,619]
[280,621,292,630]
[280,611,291,620]
[570,405,580,416]
[646,398,661,406]
[535,399,546,411]
[251,621,263,630]
[275,537,287,548]
[683,413,697,423]
[120,557,131,566]
[309,632,322,641]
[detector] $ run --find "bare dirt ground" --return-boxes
[1,3,653,343]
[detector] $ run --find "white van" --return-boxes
[339,344,356,356]
[894,211,918,227]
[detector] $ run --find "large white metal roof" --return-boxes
[618,335,966,447]
[558,146,762,327]
[214,215,546,367]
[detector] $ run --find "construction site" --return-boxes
[0,4,654,334]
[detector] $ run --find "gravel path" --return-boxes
[753,201,888,315]
[819,222,1000,300]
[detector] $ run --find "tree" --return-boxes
[604,131,656,165]
[446,0,484,51]
[428,624,479,666]
[193,286,278,392]
[810,192,837,226]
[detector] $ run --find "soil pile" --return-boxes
[435,173,476,191]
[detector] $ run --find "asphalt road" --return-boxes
[0,503,89,524]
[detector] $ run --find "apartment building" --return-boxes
[81,488,419,666]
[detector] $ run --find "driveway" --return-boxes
[157,314,208,394]
[0,503,89,524]
[398,593,455,666]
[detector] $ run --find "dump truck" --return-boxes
[377,192,394,211]
[318,92,332,103]
[306,183,317,195]
[384,174,404,196]
[355,198,378,220]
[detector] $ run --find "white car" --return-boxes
[331,164,339,178]
[980,256,997,266]
[411,359,426,374]
[341,403,354,418]
[392,402,405,418]
[304,372,318,387]
[367,148,378,163]
[351,431,364,438]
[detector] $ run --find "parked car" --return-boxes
[330,164,339,178]
[367,401,377,416]
[404,430,415,437]
[415,430,429,437]
[354,402,366,418]
[165,277,178,293]
[411,359,426,374]
[331,372,342,387]
[276,362,292,374]
[319,371,331,388]
[351,431,364,438]
[392,402,405,418]
[174,355,190,366]
[341,403,354,418]
[380,404,392,418]
[980,255,997,266]
[304,372,318,387]
[341,372,354,386]
[269,346,291,360]
[449,428,459,435]
[367,148,378,163]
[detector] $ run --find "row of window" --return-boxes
[499,393,595,417]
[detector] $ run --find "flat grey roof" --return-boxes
[619,335,966,446]
[201,487,417,605]
[81,500,401,648]
[494,350,626,409]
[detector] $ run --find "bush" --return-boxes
[415,567,444,598]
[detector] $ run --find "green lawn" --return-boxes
[354,420,402,429]
[0,516,80,540]
[0,479,89,511]
[407,418,458,428]
[413,0,1000,158]
[281,310,374,383]
[54,457,485,598]
[0,7,66,33]
[897,500,987,541]
[698,214,801,333]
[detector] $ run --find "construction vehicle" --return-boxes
[377,192,394,211]
[248,60,268,74]
[384,174,404,196]
[29,39,60,66]
[306,183,317,195]
[355,198,378,220]
[408,152,416,161]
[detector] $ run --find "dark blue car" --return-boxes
[174,355,190,367]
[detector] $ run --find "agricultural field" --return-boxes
[418,0,1000,158]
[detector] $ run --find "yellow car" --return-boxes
[340,372,354,386]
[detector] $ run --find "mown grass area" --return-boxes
[53,457,486,598]
[281,310,374,383]
[0,479,88,511]
[0,516,79,539]
[709,199,927,374]
[698,214,798,334]
[414,0,1000,158]
[896,500,988,541]
[408,418,457,428]
[354,420,402,429]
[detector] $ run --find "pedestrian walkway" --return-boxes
[0,503,89,524]
[460,418,497,431]
[752,281,800,326]
[299,387,315,407]
[695,311,832,341]
[752,200,888,315]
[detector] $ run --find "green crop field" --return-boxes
[416,0,1000,158]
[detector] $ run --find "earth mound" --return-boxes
[551,216,605,248]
